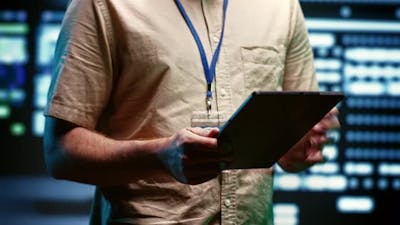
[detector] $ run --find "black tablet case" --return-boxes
[218,91,344,169]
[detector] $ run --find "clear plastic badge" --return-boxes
[191,111,227,128]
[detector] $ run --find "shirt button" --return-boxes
[213,35,219,42]
[221,89,227,97]
[224,198,232,207]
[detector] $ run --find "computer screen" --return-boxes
[273,1,400,225]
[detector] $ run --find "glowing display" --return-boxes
[273,1,400,224]
[36,24,61,66]
[32,11,63,136]
[0,10,28,138]
[274,204,299,225]
[0,36,28,64]
[337,196,374,213]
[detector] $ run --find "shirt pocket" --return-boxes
[240,46,285,95]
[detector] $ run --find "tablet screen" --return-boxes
[218,91,344,169]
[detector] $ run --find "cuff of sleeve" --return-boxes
[44,101,98,130]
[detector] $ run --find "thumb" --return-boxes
[187,127,220,138]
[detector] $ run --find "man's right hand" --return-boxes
[158,127,230,185]
[44,117,230,186]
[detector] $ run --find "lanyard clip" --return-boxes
[206,85,213,116]
[206,95,212,116]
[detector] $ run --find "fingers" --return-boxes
[207,128,220,138]
[167,127,228,184]
[182,127,223,150]
[186,127,220,138]
[180,128,218,149]
[312,107,340,134]
[327,107,339,117]
[308,134,329,149]
[305,133,329,164]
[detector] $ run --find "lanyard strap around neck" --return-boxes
[174,0,229,113]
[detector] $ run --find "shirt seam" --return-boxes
[46,100,99,129]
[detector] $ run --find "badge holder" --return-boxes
[191,111,227,128]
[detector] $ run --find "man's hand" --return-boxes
[278,107,340,172]
[158,127,230,185]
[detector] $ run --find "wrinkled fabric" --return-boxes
[45,0,318,224]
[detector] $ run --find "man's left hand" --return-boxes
[278,107,340,172]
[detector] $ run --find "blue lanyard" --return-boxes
[174,0,228,113]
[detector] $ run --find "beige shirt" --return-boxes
[46,0,318,224]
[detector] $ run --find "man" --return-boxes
[44,0,339,224]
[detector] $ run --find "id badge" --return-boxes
[191,111,227,128]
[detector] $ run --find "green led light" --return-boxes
[10,122,26,136]
[0,105,10,119]
[0,23,29,34]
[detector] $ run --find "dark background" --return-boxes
[1,0,400,224]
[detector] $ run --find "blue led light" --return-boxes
[346,131,400,143]
[348,177,359,189]
[0,10,28,22]
[340,6,352,18]
[377,179,388,190]
[41,11,64,23]
[347,97,400,109]
[393,179,400,190]
[347,114,400,126]
[362,178,374,190]
[396,8,400,19]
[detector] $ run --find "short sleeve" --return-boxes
[45,0,115,129]
[283,0,319,91]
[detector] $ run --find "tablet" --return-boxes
[217,91,344,170]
